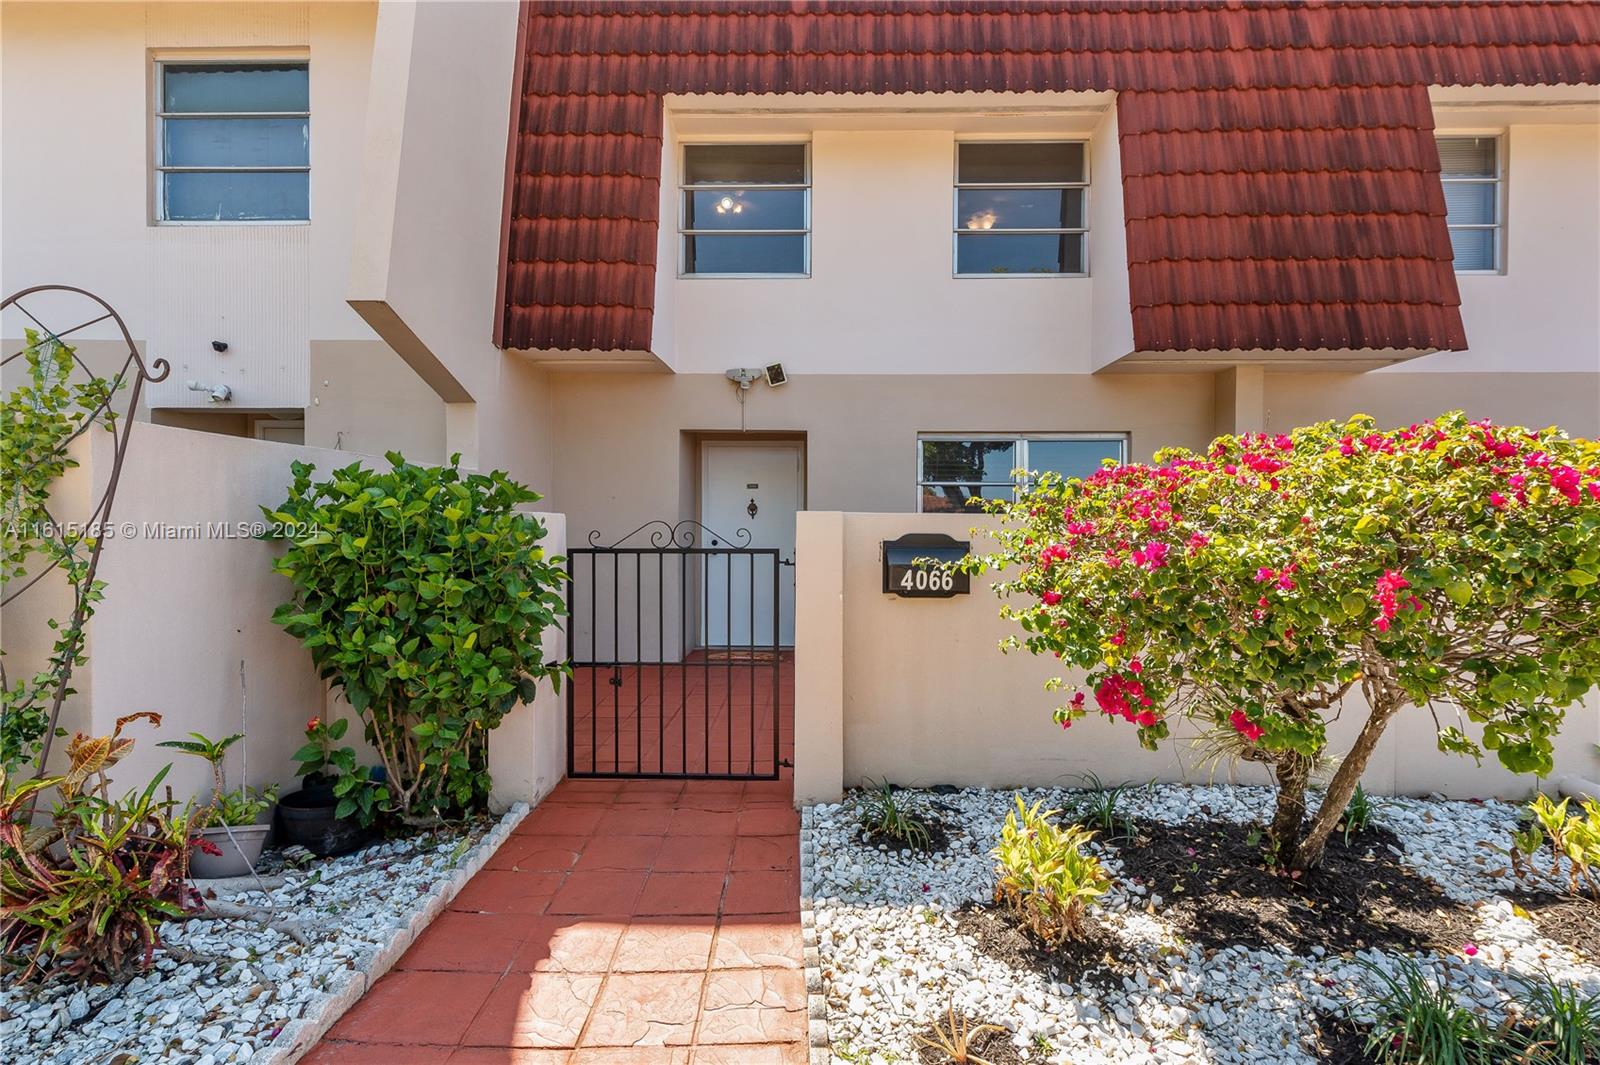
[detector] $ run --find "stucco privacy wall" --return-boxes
[792,512,1600,805]
[1,421,565,810]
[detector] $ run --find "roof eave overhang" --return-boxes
[1097,346,1440,373]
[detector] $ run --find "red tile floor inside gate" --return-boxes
[306,774,806,1064]
[569,653,794,778]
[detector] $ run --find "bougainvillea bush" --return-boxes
[975,413,1600,870]
[265,454,566,822]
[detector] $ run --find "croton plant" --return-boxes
[975,412,1600,871]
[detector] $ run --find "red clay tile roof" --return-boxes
[499,1,1600,355]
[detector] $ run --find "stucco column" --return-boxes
[488,512,568,810]
[1213,365,1266,436]
[793,511,846,805]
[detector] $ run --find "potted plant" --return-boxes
[156,731,277,878]
[276,716,386,856]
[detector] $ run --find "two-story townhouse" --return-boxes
[6,1,1600,652]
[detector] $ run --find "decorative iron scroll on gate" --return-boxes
[567,520,784,780]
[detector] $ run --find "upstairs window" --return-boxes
[1438,135,1503,272]
[156,61,309,222]
[680,144,809,276]
[917,433,1125,512]
[955,142,1088,276]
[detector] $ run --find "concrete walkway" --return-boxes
[306,776,806,1064]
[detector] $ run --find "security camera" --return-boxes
[764,363,787,387]
[211,340,229,353]
[186,380,233,403]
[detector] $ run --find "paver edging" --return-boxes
[245,800,531,1065]
[798,803,833,1065]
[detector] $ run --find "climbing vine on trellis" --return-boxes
[1,287,169,774]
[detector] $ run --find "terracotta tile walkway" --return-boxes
[306,776,807,1064]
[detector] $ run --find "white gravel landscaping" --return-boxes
[1,804,525,1065]
[805,783,1598,1065]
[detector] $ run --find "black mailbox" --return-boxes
[882,533,971,598]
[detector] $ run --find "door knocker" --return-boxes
[747,497,759,519]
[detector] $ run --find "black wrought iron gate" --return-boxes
[567,521,784,779]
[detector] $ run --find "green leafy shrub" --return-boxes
[1,331,120,774]
[1514,794,1600,897]
[974,413,1600,870]
[265,454,567,821]
[294,716,388,826]
[1,713,195,982]
[991,795,1109,944]
[857,778,931,851]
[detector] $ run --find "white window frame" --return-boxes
[1437,132,1505,274]
[152,56,311,226]
[915,432,1127,511]
[678,141,811,278]
[953,139,1090,279]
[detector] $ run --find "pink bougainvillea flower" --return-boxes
[1041,590,1063,606]
[1229,709,1265,743]
[1488,492,1508,509]
[1463,943,1479,957]
[1109,629,1126,646]
[1256,566,1276,583]
[1129,658,1143,674]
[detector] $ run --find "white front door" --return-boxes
[700,442,802,647]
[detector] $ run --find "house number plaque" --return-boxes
[881,533,970,598]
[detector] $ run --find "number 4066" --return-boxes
[899,567,955,592]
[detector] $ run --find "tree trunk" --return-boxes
[1269,755,1311,868]
[1289,699,1399,870]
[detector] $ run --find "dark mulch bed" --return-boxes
[953,902,1132,990]
[859,793,962,855]
[913,1013,1026,1065]
[1113,819,1475,954]
[1505,890,1600,959]
[1311,1011,1373,1064]
[863,813,955,856]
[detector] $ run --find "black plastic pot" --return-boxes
[276,786,372,858]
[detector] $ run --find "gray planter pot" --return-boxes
[189,822,271,879]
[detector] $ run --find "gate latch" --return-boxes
[609,666,623,688]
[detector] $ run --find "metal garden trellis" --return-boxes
[1,285,170,775]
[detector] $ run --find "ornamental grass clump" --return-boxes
[264,454,567,822]
[975,413,1600,871]
[991,795,1109,945]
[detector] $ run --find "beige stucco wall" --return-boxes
[1,1,443,444]
[0,421,563,809]
[305,339,446,459]
[541,370,1218,531]
[793,512,1600,804]
[48,424,367,802]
